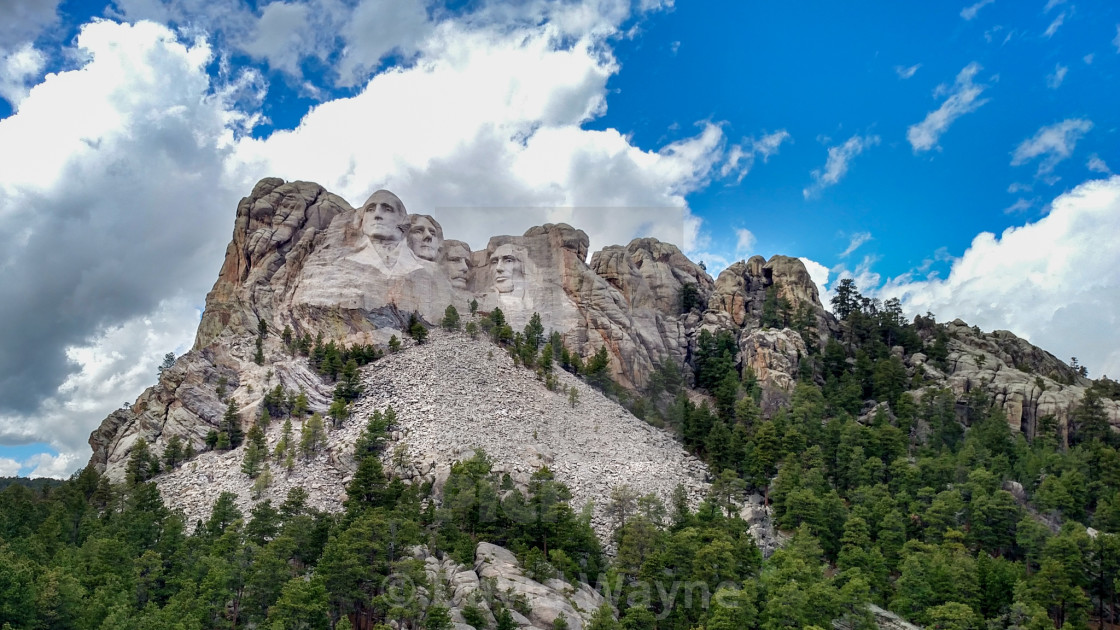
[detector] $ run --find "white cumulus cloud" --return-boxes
[907,62,990,153]
[800,257,830,301]
[0,457,20,477]
[803,134,880,198]
[0,42,45,107]
[882,176,1120,379]
[0,8,734,476]
[1088,154,1111,174]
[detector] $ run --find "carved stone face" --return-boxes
[490,244,525,294]
[360,190,407,242]
[442,242,471,289]
[408,215,443,261]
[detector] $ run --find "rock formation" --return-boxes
[91,179,825,480]
[151,331,710,542]
[89,177,1120,534]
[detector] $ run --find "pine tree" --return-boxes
[408,312,428,343]
[251,464,273,499]
[162,435,183,469]
[291,390,309,418]
[442,304,461,331]
[389,335,401,353]
[242,424,267,477]
[524,312,545,350]
[300,413,326,460]
[221,400,244,448]
[126,438,157,486]
[328,399,350,429]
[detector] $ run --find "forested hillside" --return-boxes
[3,288,1120,630]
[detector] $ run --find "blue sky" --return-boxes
[1,0,1118,476]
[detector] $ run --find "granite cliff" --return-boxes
[88,177,1119,520]
[88,178,825,480]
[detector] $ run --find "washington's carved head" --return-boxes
[490,244,527,294]
[442,240,471,289]
[408,214,443,261]
[358,190,408,242]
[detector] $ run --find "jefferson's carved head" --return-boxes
[490,244,527,294]
[358,190,408,242]
[408,214,443,261]
[442,240,471,289]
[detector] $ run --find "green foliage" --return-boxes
[242,423,268,477]
[442,304,461,331]
[300,413,327,460]
[678,281,701,313]
[389,335,401,353]
[221,400,244,449]
[408,312,428,344]
[126,438,160,486]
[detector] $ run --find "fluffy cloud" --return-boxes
[803,134,880,198]
[1011,118,1092,177]
[960,0,995,21]
[721,130,791,183]
[0,7,735,476]
[233,18,728,254]
[0,43,45,106]
[0,20,256,472]
[0,0,61,49]
[907,62,990,153]
[336,0,432,86]
[882,176,1120,378]
[24,452,79,479]
[0,457,20,477]
[1046,63,1067,89]
[800,257,829,301]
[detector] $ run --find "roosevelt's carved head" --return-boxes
[490,243,528,294]
[442,240,471,289]
[408,214,443,261]
[358,189,408,242]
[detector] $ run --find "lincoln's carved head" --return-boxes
[358,190,408,242]
[442,240,471,289]
[490,244,527,294]
[408,214,443,261]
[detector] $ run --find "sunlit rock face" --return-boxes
[92,177,1117,486]
[94,179,739,478]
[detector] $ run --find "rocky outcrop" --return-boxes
[151,331,709,541]
[400,542,608,630]
[911,321,1120,441]
[709,255,824,331]
[740,327,809,393]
